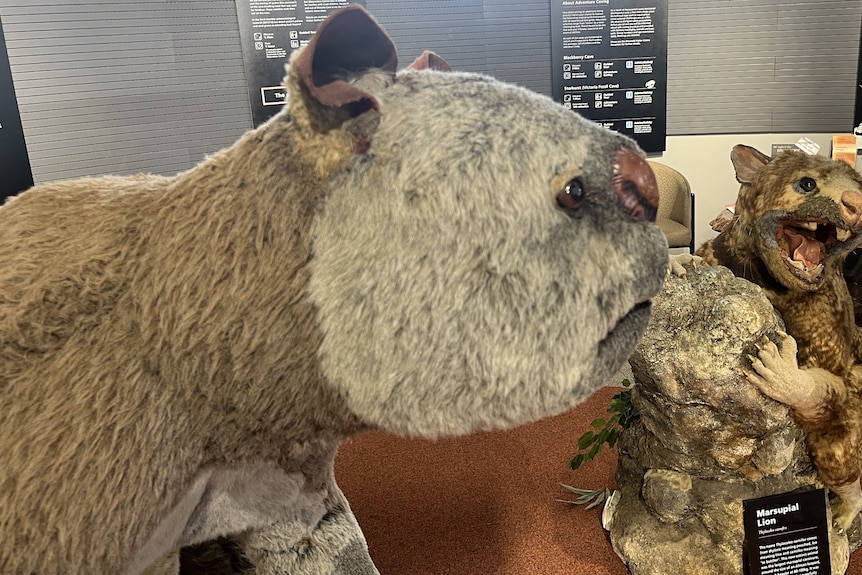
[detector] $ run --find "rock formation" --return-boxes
[608,260,855,575]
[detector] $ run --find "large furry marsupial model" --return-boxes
[696,144,862,529]
[0,6,669,574]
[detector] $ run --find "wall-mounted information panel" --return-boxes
[551,0,667,153]
[0,15,33,200]
[235,0,366,126]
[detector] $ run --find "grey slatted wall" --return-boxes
[1,0,861,184]
[0,0,252,183]
[482,0,552,95]
[367,1,488,72]
[666,0,862,135]
[368,0,552,96]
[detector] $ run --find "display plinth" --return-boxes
[607,261,855,575]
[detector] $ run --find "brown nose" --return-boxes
[612,146,658,222]
[841,191,862,229]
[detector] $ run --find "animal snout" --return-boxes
[612,146,658,222]
[840,190,862,229]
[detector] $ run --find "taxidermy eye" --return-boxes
[557,177,587,212]
[798,177,817,193]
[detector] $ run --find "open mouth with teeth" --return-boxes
[776,217,855,283]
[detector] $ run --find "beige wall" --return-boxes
[651,134,839,252]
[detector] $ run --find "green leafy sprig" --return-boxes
[568,379,639,471]
[557,485,612,509]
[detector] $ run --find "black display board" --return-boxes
[742,488,831,575]
[551,0,667,154]
[0,15,33,201]
[235,0,366,126]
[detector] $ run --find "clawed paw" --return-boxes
[668,254,703,278]
[746,332,803,407]
[830,482,862,533]
[832,500,862,532]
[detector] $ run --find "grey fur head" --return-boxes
[305,10,668,437]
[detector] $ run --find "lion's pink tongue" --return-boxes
[786,229,821,268]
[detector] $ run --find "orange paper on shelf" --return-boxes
[832,135,857,167]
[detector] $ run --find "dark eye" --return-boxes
[799,177,817,193]
[557,177,586,212]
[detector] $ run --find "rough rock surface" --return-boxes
[608,260,855,575]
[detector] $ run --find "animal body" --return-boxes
[696,144,862,528]
[0,6,668,574]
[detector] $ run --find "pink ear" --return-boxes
[406,51,453,72]
[731,144,771,184]
[294,5,397,116]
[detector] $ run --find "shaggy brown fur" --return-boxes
[696,144,862,528]
[0,80,362,575]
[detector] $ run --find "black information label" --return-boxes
[235,0,366,126]
[742,488,831,575]
[550,0,667,154]
[0,15,33,201]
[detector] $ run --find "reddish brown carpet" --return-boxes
[336,386,862,575]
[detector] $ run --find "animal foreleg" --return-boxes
[667,253,703,278]
[830,481,862,531]
[747,332,846,422]
[239,506,380,575]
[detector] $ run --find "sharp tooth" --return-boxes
[789,258,805,270]
[798,222,818,231]
[838,229,851,242]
